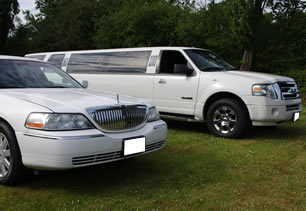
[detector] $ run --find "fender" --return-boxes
[194,81,251,120]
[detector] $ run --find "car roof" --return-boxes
[25,46,209,56]
[0,55,46,62]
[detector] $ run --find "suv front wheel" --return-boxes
[206,98,250,138]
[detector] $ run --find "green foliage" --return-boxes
[21,0,98,52]
[7,21,33,56]
[5,0,306,79]
[94,0,184,48]
[0,0,19,53]
[198,3,242,67]
[255,8,306,72]
[227,0,254,47]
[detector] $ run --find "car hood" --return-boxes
[219,70,294,83]
[3,88,146,113]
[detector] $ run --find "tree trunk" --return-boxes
[240,48,254,71]
[240,0,265,71]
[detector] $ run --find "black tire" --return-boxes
[206,98,250,138]
[0,121,30,186]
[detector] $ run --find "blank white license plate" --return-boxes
[293,112,300,122]
[124,137,145,156]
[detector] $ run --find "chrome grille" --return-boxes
[72,140,165,166]
[286,104,300,111]
[278,81,300,100]
[88,104,147,131]
[72,151,121,165]
[146,140,165,151]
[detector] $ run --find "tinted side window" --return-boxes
[25,55,46,61]
[67,51,151,74]
[159,51,187,74]
[48,54,65,67]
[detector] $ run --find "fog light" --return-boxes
[271,108,279,117]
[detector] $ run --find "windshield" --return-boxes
[184,49,234,71]
[0,60,82,89]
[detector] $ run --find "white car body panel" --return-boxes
[17,119,166,170]
[71,74,155,104]
[0,56,167,171]
[25,47,302,126]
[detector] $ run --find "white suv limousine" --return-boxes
[0,56,167,185]
[26,47,302,138]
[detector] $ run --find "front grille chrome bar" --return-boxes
[87,104,148,131]
[278,81,300,100]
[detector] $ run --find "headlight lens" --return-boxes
[26,113,94,130]
[252,84,278,99]
[147,107,160,122]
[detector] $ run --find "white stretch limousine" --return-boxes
[26,47,302,138]
[0,56,167,185]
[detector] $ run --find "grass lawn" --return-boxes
[0,106,305,210]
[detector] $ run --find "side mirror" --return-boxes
[174,64,193,76]
[80,80,88,88]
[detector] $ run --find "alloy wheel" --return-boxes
[0,132,11,178]
[212,106,237,134]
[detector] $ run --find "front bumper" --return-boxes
[16,120,167,170]
[245,96,302,126]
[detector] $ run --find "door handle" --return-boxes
[159,79,166,84]
[181,96,193,100]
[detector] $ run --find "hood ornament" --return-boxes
[117,94,120,104]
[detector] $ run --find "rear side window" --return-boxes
[67,51,151,74]
[25,55,46,61]
[48,54,65,67]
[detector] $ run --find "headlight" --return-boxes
[25,113,94,130]
[147,107,160,122]
[252,84,279,99]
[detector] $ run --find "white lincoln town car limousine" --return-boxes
[0,56,167,185]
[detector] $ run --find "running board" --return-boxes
[160,112,200,122]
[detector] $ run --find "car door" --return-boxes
[153,50,200,116]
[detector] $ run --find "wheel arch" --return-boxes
[0,117,16,133]
[0,117,21,152]
[203,92,250,120]
[0,117,30,185]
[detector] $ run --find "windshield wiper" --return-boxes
[44,85,70,88]
[202,67,225,71]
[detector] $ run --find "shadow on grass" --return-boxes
[164,119,208,133]
[25,158,164,191]
[20,118,305,192]
[22,148,228,195]
[164,119,306,141]
[246,125,306,140]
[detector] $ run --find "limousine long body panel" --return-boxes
[25,47,302,138]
